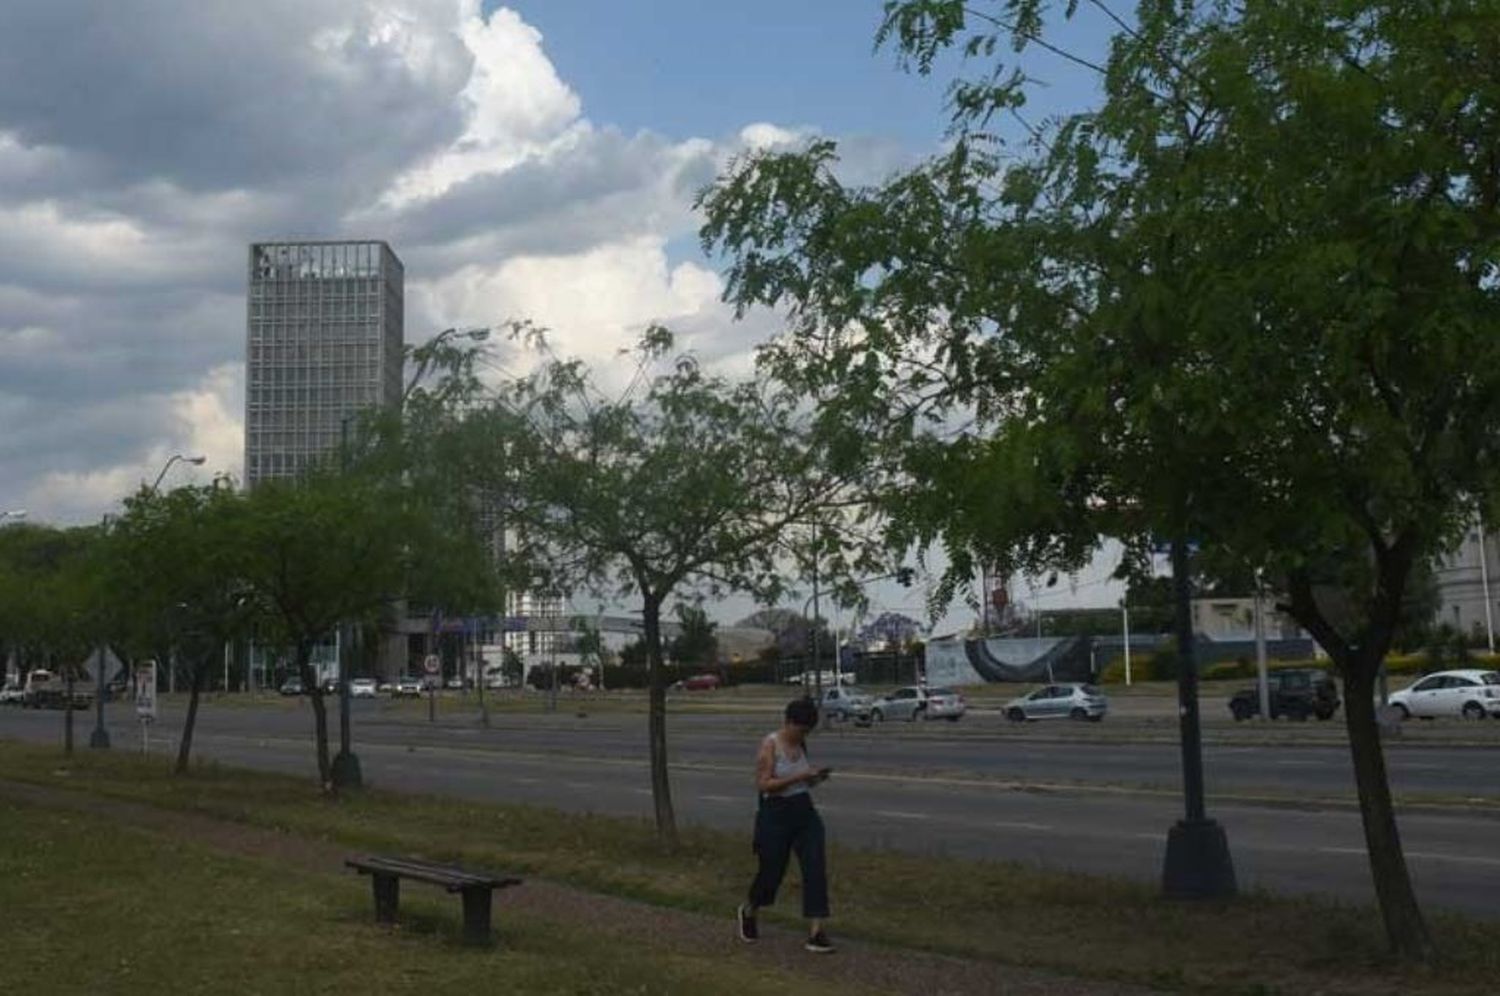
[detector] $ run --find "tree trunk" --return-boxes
[641,593,678,845]
[296,644,332,789]
[1340,659,1434,960]
[63,663,75,756]
[175,657,207,775]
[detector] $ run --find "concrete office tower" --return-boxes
[244,241,403,487]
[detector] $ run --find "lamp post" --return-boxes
[149,454,206,493]
[1161,535,1237,900]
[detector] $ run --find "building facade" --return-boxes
[1432,524,1500,644]
[244,241,404,487]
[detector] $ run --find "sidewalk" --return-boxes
[0,777,1149,996]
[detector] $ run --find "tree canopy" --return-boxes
[701,0,1500,959]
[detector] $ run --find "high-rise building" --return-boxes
[244,240,403,487]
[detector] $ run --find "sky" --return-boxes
[0,0,1126,632]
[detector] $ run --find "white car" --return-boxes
[349,678,378,699]
[819,686,873,722]
[870,686,967,722]
[1004,683,1109,723]
[1388,670,1500,720]
[0,683,24,705]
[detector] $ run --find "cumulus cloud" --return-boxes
[0,1,886,527]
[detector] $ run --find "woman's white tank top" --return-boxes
[765,732,811,798]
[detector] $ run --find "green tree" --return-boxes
[0,523,106,752]
[447,328,871,842]
[104,484,256,773]
[668,604,718,668]
[235,470,414,790]
[701,0,1500,959]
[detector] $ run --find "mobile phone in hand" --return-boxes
[813,766,833,783]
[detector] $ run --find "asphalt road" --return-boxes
[4,698,1499,917]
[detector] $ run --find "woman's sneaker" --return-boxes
[805,930,835,954]
[736,904,758,942]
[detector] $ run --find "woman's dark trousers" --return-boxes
[748,794,829,918]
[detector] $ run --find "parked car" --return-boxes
[0,682,24,705]
[22,669,92,710]
[786,672,858,690]
[393,676,423,698]
[820,685,873,722]
[675,673,721,691]
[1388,669,1500,720]
[1003,684,1108,723]
[349,678,378,699]
[445,677,466,690]
[1228,668,1340,721]
[278,677,304,696]
[870,685,967,722]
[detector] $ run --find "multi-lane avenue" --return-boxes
[3,696,1498,917]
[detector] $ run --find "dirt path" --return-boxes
[1,778,1153,996]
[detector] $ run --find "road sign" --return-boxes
[422,654,441,675]
[134,662,157,722]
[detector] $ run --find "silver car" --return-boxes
[870,685,967,723]
[820,686,873,722]
[1004,683,1108,722]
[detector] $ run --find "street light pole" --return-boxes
[89,643,110,749]
[149,454,206,493]
[1161,535,1237,899]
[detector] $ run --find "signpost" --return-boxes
[423,654,439,722]
[134,661,157,755]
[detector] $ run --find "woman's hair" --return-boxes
[784,697,820,729]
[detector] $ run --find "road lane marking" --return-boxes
[699,794,738,804]
[513,776,540,784]
[1320,846,1500,868]
[562,781,595,791]
[992,821,1054,832]
[875,810,931,821]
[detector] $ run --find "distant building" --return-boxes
[244,240,403,487]
[1432,525,1499,642]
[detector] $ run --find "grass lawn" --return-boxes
[2,740,1497,994]
[0,798,860,996]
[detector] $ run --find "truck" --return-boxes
[22,669,94,710]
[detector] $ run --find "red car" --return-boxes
[679,673,721,691]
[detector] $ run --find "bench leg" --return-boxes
[460,886,493,946]
[372,874,400,924]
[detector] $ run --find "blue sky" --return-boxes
[501,0,1115,149]
[0,0,1130,628]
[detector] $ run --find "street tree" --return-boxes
[700,0,1500,959]
[669,604,719,668]
[104,484,256,773]
[235,469,414,790]
[446,328,875,842]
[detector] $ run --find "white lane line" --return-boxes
[1133,833,1162,840]
[512,776,540,784]
[875,810,931,821]
[1321,847,1500,868]
[631,788,652,796]
[699,794,738,804]
[992,821,1054,832]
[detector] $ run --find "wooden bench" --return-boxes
[345,855,522,946]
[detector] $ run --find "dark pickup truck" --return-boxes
[1228,668,1340,721]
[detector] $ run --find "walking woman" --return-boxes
[737,697,834,953]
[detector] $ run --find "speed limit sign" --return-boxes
[422,654,440,675]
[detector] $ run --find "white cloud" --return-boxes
[0,1,855,527]
[418,236,724,368]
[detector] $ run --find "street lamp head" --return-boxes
[186,456,206,466]
[0,508,26,522]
